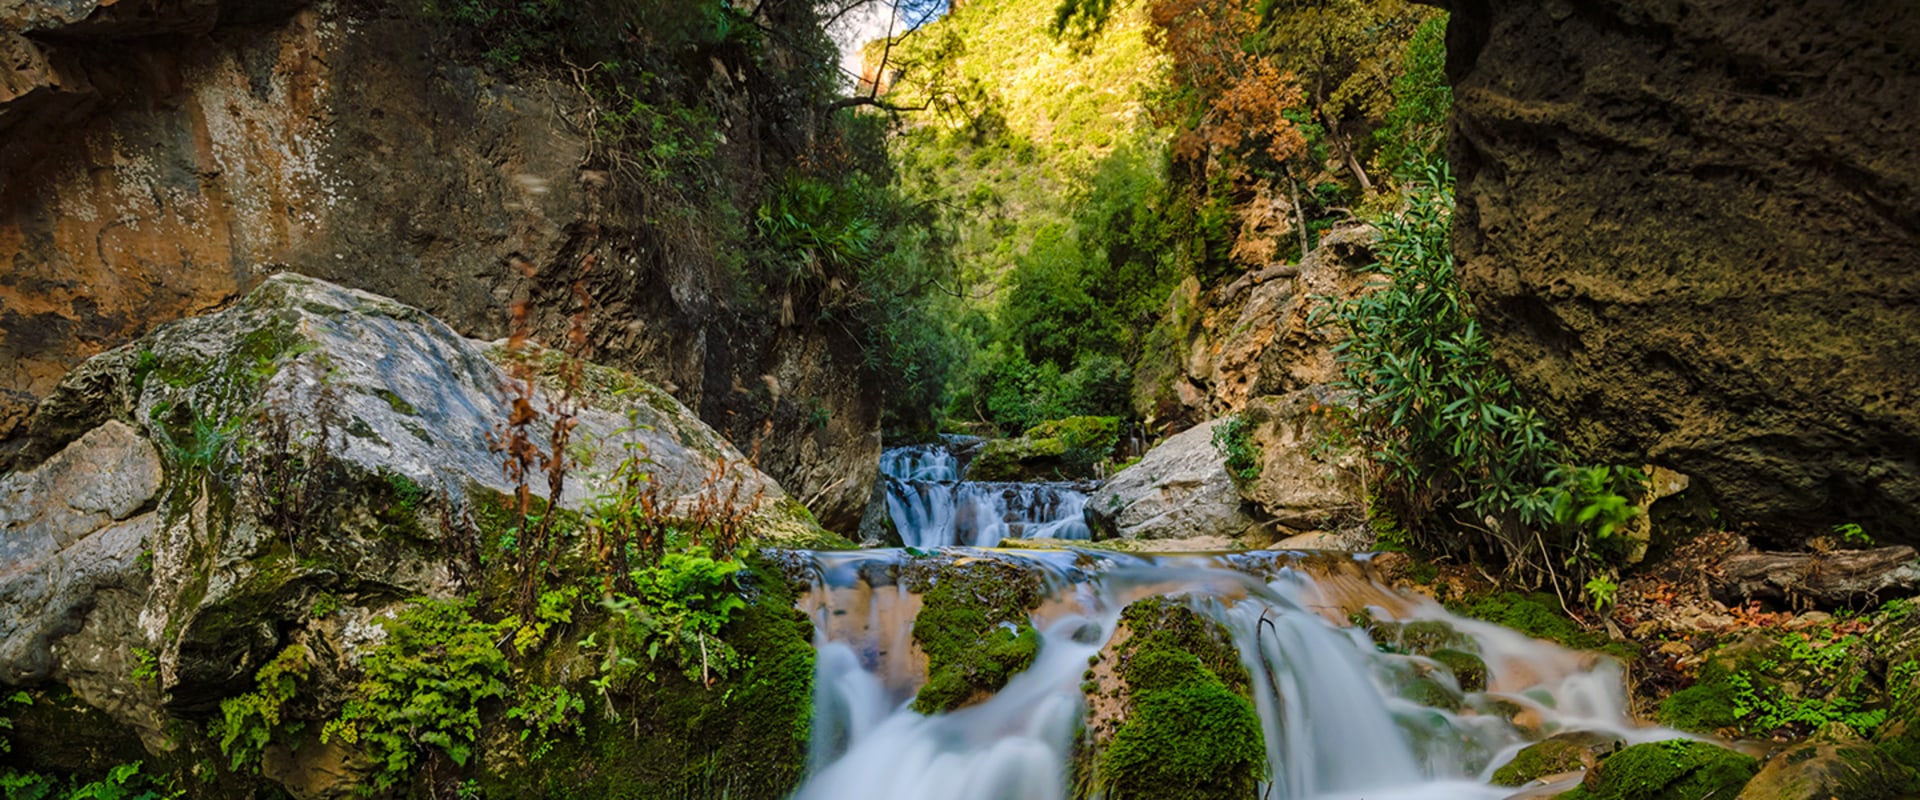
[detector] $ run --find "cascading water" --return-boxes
[880,442,1093,547]
[788,548,1679,800]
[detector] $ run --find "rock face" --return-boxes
[1132,224,1376,429]
[1237,391,1362,533]
[0,0,878,531]
[1447,0,1920,541]
[0,274,821,759]
[1087,419,1268,542]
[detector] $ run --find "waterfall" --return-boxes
[788,548,1675,800]
[880,443,1093,547]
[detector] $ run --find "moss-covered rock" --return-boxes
[1082,597,1264,800]
[1734,727,1920,800]
[1657,623,1894,740]
[1449,592,1638,662]
[1492,731,1623,787]
[475,554,816,800]
[1560,739,1758,800]
[1431,648,1488,693]
[905,556,1046,714]
[967,416,1119,481]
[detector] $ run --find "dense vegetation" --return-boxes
[872,0,1447,436]
[429,0,962,436]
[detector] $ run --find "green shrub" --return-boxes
[322,601,511,792]
[1321,164,1643,590]
[600,548,749,686]
[213,645,312,772]
[1209,416,1261,483]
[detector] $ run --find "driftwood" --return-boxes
[1710,545,1920,609]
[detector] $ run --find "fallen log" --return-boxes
[1709,545,1920,609]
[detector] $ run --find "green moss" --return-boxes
[1400,620,1477,656]
[1431,648,1486,693]
[1092,599,1264,800]
[1658,679,1743,734]
[968,435,1071,481]
[1492,735,1615,787]
[478,554,815,798]
[1023,415,1120,455]
[1449,592,1637,661]
[1399,674,1463,711]
[374,389,418,416]
[907,558,1045,714]
[1559,740,1758,800]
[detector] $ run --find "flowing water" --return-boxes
[881,443,1093,547]
[787,547,1678,800]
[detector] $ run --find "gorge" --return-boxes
[3,0,1919,799]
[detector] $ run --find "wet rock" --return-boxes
[1735,725,1920,800]
[1493,731,1624,787]
[1086,418,1268,542]
[1430,648,1487,693]
[1447,0,1920,542]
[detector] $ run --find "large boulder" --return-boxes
[0,0,878,532]
[1236,391,1363,534]
[0,274,824,760]
[1087,418,1268,542]
[1447,0,1920,542]
[1734,725,1919,800]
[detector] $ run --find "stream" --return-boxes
[787,445,1679,799]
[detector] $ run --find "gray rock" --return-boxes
[0,420,158,683]
[0,273,823,729]
[1087,419,1266,542]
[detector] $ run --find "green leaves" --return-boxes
[322,601,511,791]
[598,548,750,687]
[213,645,313,772]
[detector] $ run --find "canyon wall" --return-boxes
[0,0,879,529]
[1446,0,1920,542]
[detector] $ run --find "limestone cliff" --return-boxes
[0,0,880,530]
[1444,0,1920,541]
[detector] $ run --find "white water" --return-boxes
[790,548,1677,800]
[881,444,1093,547]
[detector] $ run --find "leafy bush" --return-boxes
[213,645,312,772]
[1320,163,1644,591]
[1321,162,1560,546]
[1210,416,1262,483]
[599,548,749,687]
[505,684,586,763]
[0,762,176,800]
[322,601,510,791]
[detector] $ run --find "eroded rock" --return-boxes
[1086,418,1267,542]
